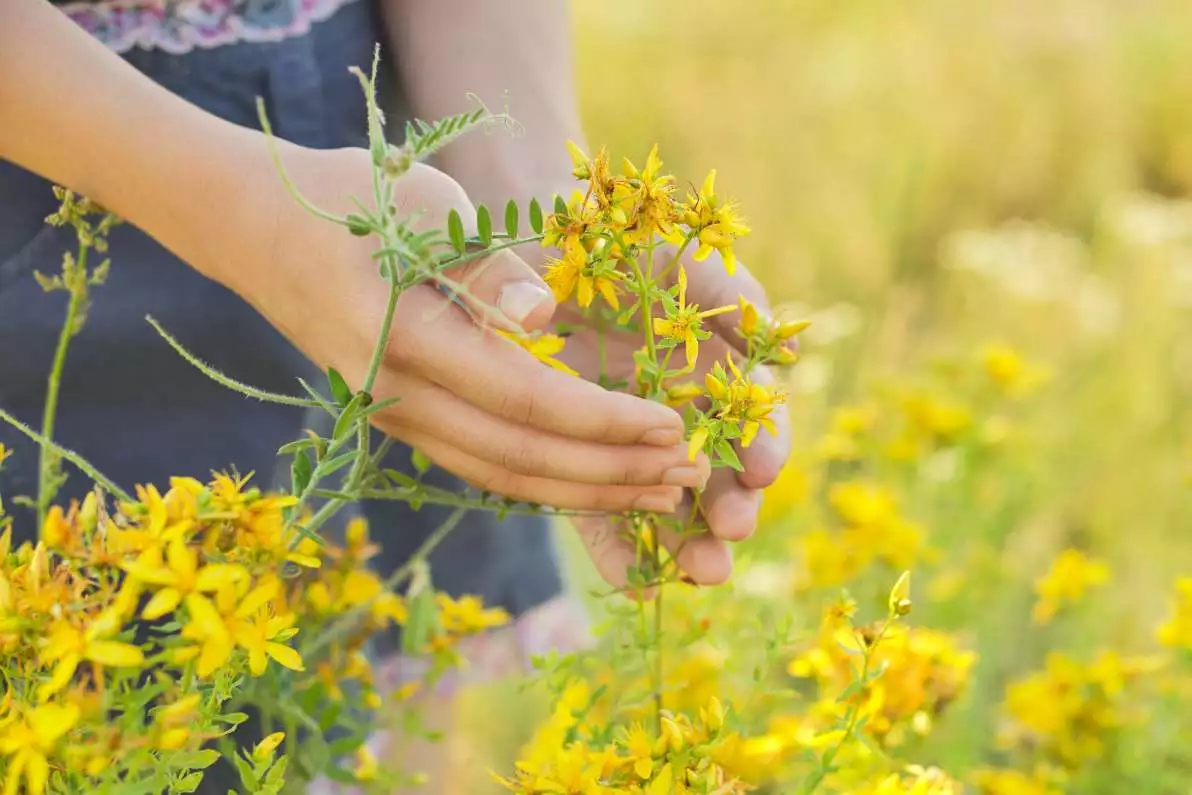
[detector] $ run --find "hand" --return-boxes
[220,145,711,513]
[518,241,793,590]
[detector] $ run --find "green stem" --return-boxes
[148,317,321,408]
[38,241,88,527]
[1,407,131,504]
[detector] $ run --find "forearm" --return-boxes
[380,0,585,211]
[0,0,277,288]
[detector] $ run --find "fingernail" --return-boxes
[639,427,683,447]
[662,466,705,489]
[498,281,552,325]
[634,493,677,513]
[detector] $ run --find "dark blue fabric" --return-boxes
[0,0,561,645]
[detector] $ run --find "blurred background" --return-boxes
[454,1,1192,791]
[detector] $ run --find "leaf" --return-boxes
[167,749,222,770]
[384,469,421,489]
[326,368,352,407]
[276,438,317,456]
[320,451,358,477]
[529,198,544,234]
[331,391,371,439]
[553,194,568,217]
[411,448,432,475]
[504,200,519,238]
[447,209,466,254]
[291,449,313,495]
[715,439,744,472]
[476,204,493,246]
[174,772,204,793]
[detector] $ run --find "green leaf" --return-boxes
[276,438,317,456]
[167,749,222,770]
[715,439,744,472]
[504,200,519,238]
[326,368,352,407]
[476,204,493,246]
[174,772,204,793]
[553,194,568,217]
[320,451,358,477]
[291,449,314,494]
[411,448,432,475]
[384,469,421,489]
[447,209,466,254]
[529,198,544,233]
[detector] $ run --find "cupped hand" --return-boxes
[221,145,712,513]
[518,240,793,591]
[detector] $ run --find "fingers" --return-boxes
[437,247,557,334]
[655,519,734,586]
[391,284,686,446]
[697,469,762,542]
[397,429,683,513]
[572,516,644,596]
[665,249,771,355]
[370,369,711,488]
[572,514,732,593]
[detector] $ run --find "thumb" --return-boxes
[436,246,557,334]
[392,163,556,333]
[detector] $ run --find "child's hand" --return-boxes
[540,247,791,589]
[222,146,709,513]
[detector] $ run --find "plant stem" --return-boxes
[37,240,88,527]
[0,406,131,504]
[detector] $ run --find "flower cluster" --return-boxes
[0,473,507,793]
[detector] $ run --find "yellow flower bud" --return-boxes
[253,732,286,763]
[158,728,191,751]
[776,319,811,340]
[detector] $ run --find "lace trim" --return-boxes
[57,0,361,55]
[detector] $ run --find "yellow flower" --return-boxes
[38,614,145,701]
[974,767,1062,795]
[354,746,379,781]
[179,576,285,677]
[652,266,735,367]
[234,603,304,676]
[436,593,510,635]
[982,343,1049,397]
[0,703,78,795]
[122,539,248,620]
[704,355,786,447]
[544,236,621,310]
[497,330,579,377]
[616,144,678,243]
[1156,577,1192,649]
[682,170,751,275]
[1031,549,1110,625]
[0,444,11,469]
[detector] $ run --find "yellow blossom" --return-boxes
[1032,549,1110,625]
[682,170,751,275]
[497,330,579,377]
[0,703,78,795]
[652,267,735,367]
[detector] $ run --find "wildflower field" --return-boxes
[451,1,1192,793]
[5,1,1192,794]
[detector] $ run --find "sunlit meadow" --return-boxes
[6,1,1192,793]
[450,1,1192,793]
